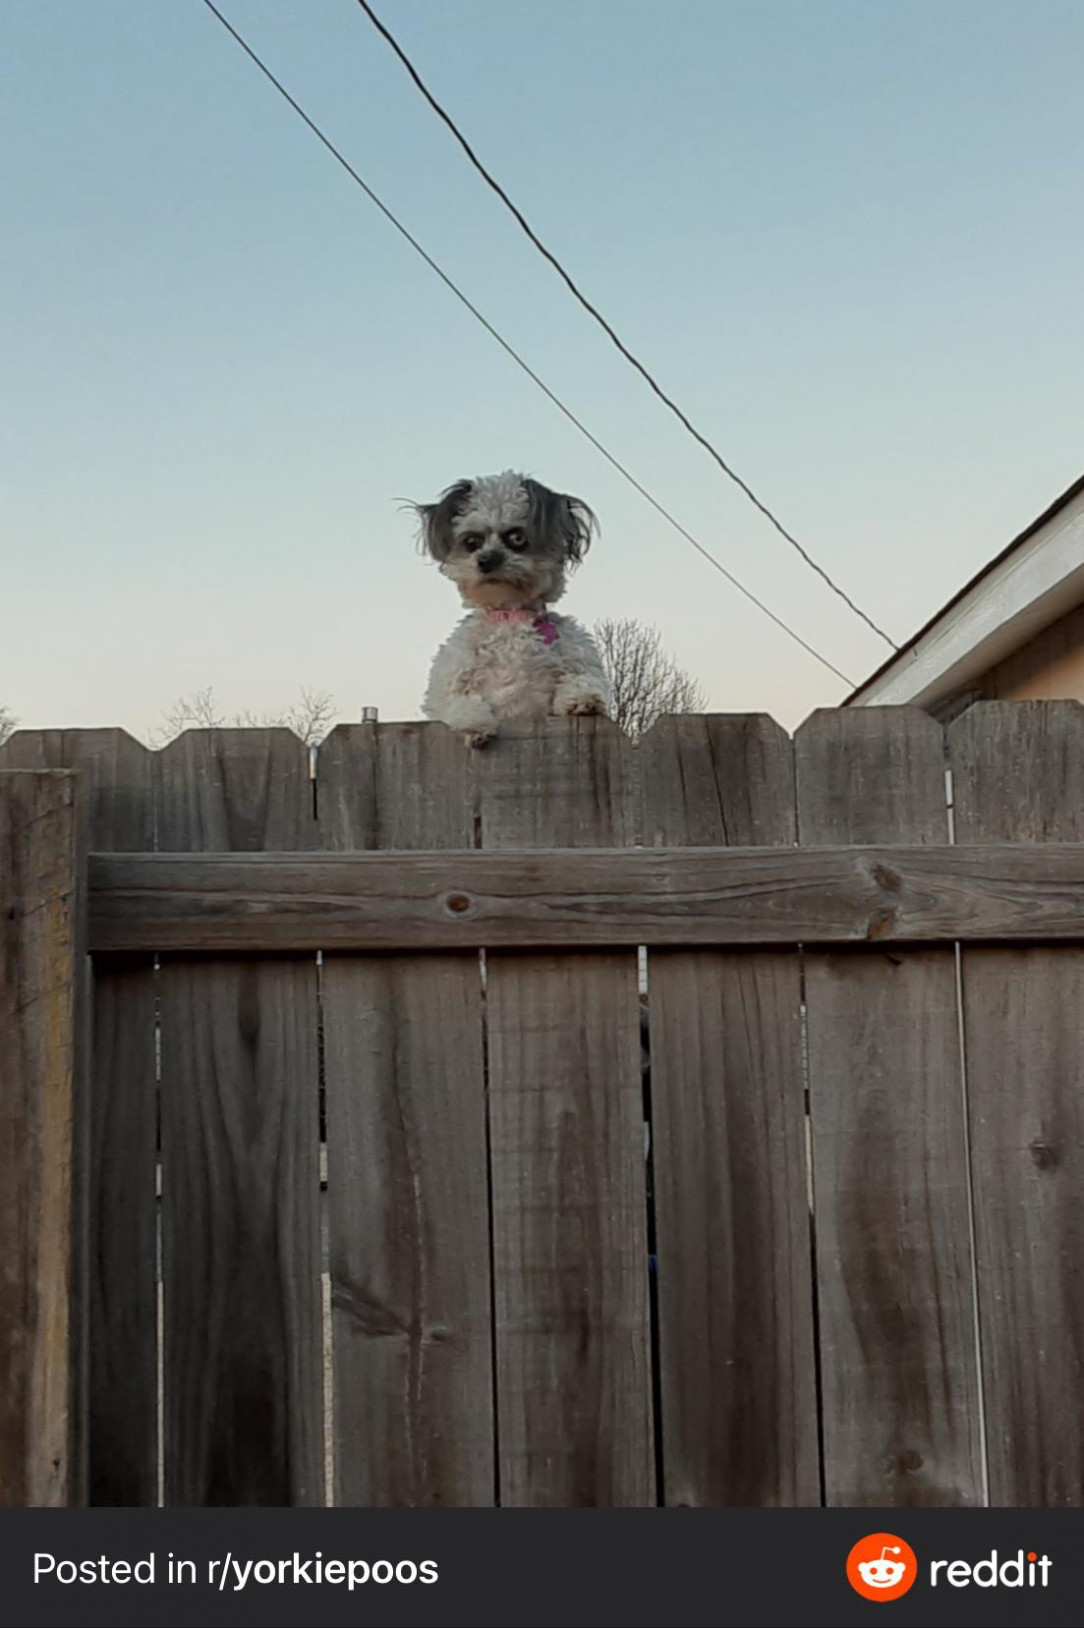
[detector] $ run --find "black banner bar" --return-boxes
[0,1509,1078,1628]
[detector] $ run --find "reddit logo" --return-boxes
[846,1533,918,1602]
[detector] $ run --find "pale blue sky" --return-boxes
[3,0,1082,736]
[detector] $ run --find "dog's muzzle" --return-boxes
[477,551,504,575]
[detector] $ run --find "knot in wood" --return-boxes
[872,861,902,894]
[444,891,474,916]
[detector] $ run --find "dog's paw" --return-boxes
[438,697,499,745]
[555,689,609,717]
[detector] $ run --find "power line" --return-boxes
[356,0,899,654]
[198,0,855,686]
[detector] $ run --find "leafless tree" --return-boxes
[150,687,337,747]
[0,704,16,747]
[593,619,707,738]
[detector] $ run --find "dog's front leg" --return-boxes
[437,693,500,748]
[550,620,611,718]
[553,675,609,717]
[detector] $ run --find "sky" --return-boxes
[3,0,1083,739]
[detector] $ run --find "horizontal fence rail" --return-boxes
[89,843,1084,952]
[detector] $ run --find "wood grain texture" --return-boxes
[88,959,157,1506]
[159,959,323,1505]
[1,729,156,1507]
[321,959,491,1504]
[89,841,1084,953]
[950,700,1084,1504]
[478,719,653,1506]
[0,771,81,1506]
[155,728,318,855]
[317,723,493,1507]
[0,729,154,851]
[156,730,323,1505]
[797,707,983,1506]
[476,718,637,850]
[640,716,818,1505]
[318,722,472,852]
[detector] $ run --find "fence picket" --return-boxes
[156,730,322,1505]
[796,707,983,1506]
[950,700,1084,1504]
[318,724,493,1506]
[641,714,818,1505]
[477,719,653,1506]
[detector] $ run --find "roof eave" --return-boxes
[847,471,1084,709]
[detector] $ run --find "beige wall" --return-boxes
[980,599,1084,701]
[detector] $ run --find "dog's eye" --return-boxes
[461,533,484,552]
[503,528,527,550]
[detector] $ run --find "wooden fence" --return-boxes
[1,704,1082,1507]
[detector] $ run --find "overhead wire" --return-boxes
[356,0,898,653]
[199,0,858,685]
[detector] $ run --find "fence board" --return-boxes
[88,841,1084,952]
[478,719,653,1506]
[0,730,156,1507]
[318,724,493,1506]
[0,771,80,1505]
[796,708,983,1506]
[156,731,322,1504]
[641,715,818,1505]
[950,700,1084,1504]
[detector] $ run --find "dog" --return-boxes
[417,470,611,746]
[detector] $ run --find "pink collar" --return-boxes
[485,608,559,646]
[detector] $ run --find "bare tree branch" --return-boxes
[279,687,339,745]
[149,687,338,747]
[593,619,707,738]
[0,704,16,747]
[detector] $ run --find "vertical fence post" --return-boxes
[0,770,84,1505]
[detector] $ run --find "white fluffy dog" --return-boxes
[418,471,611,746]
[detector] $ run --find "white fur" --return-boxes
[450,470,529,539]
[423,611,610,746]
[418,471,610,745]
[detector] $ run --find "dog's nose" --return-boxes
[477,552,503,575]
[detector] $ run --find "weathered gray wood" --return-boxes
[318,721,471,852]
[155,727,319,854]
[317,725,493,1506]
[476,716,637,850]
[322,959,491,1504]
[159,959,322,1505]
[0,771,81,1505]
[88,958,157,1506]
[797,708,983,1506]
[88,841,1084,953]
[640,711,794,848]
[641,715,818,1505]
[1,729,156,1507]
[478,719,653,1506]
[156,730,323,1505]
[0,729,154,850]
[950,700,1084,1504]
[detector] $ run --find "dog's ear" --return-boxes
[523,478,597,566]
[412,479,473,562]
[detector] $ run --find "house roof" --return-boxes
[847,470,1084,708]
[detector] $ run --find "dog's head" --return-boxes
[414,471,595,608]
